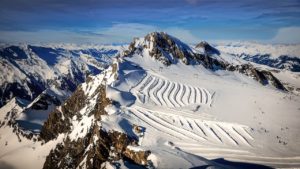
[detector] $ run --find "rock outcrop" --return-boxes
[195,41,220,55]
[40,63,151,168]
[40,86,87,141]
[126,32,197,65]
[226,64,286,90]
[124,32,287,90]
[43,124,150,169]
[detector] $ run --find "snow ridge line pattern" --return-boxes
[135,74,212,107]
[129,106,254,148]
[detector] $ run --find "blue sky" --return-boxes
[0,0,300,44]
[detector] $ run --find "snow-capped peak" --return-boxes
[125,32,196,65]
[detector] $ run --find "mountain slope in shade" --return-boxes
[214,42,300,72]
[0,44,122,107]
[0,32,300,169]
[0,86,71,140]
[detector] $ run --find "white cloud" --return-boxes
[0,23,202,44]
[97,23,201,44]
[97,23,158,43]
[271,27,300,44]
[164,27,201,44]
[0,30,107,44]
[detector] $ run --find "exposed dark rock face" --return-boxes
[31,93,61,110]
[88,85,111,119]
[40,86,87,141]
[194,53,227,70]
[39,108,71,142]
[233,53,300,72]
[126,32,197,65]
[39,66,152,167]
[43,125,150,169]
[195,41,220,55]
[43,124,109,169]
[257,70,286,90]
[40,83,112,142]
[41,78,150,168]
[123,148,151,165]
[224,64,286,90]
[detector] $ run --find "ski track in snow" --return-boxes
[129,106,254,148]
[132,74,254,148]
[128,106,300,167]
[130,73,300,167]
[135,74,213,108]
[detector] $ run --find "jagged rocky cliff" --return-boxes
[40,60,152,168]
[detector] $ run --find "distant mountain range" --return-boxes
[0,44,122,107]
[1,41,299,109]
[214,42,300,72]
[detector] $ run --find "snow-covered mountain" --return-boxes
[214,42,300,72]
[0,44,122,107]
[1,33,300,169]
[0,44,122,139]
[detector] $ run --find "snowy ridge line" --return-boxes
[150,78,163,105]
[135,104,212,120]
[208,127,223,143]
[167,83,176,107]
[231,127,253,147]
[157,80,168,106]
[214,124,239,146]
[129,108,198,141]
[192,120,207,137]
[128,109,184,140]
[154,79,165,105]
[140,75,155,94]
[170,83,181,107]
[132,108,207,142]
[242,127,255,140]
[179,84,186,105]
[135,74,213,107]
[174,143,252,155]
[175,84,184,106]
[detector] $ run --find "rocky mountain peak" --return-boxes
[125,32,196,65]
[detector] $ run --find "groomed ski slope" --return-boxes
[104,53,300,168]
[135,74,212,107]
